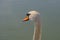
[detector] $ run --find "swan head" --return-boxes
[23,10,40,21]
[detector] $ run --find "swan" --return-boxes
[23,10,41,40]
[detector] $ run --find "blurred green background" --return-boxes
[0,0,60,40]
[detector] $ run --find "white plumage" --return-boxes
[23,10,41,40]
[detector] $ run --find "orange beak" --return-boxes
[23,16,29,21]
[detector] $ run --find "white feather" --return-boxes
[27,10,41,40]
[28,11,40,21]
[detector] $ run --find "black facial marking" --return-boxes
[26,14,30,16]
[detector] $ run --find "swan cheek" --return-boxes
[29,15,35,21]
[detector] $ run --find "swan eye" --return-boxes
[26,14,30,16]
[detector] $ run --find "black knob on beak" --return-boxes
[26,14,30,16]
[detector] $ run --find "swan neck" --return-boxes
[33,18,41,40]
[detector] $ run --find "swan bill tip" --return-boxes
[23,16,29,21]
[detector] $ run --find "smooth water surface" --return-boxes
[0,0,60,40]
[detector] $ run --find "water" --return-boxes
[0,0,60,40]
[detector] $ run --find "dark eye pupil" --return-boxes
[26,14,30,16]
